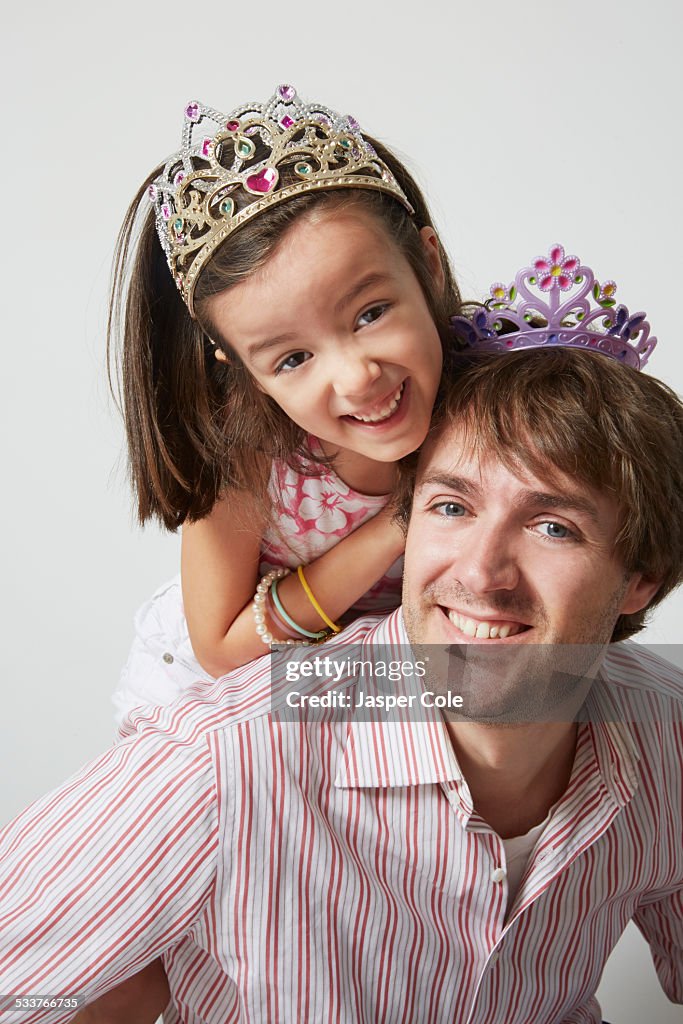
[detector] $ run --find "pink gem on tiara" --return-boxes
[161,203,171,220]
[147,184,157,201]
[226,119,240,131]
[201,138,212,157]
[347,115,360,131]
[246,167,278,193]
[278,84,296,101]
[184,102,200,122]
[174,171,185,186]
[280,114,294,129]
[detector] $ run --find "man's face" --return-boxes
[402,423,657,718]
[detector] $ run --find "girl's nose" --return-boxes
[332,351,383,399]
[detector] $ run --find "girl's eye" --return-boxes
[275,351,311,374]
[431,501,467,518]
[356,303,389,328]
[535,521,575,540]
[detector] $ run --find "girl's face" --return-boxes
[206,209,445,466]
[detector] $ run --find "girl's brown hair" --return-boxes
[109,137,463,531]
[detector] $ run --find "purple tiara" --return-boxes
[451,244,657,370]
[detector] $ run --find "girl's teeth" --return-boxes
[350,383,404,423]
[447,612,524,640]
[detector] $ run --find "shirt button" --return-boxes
[163,652,174,664]
[488,950,499,965]
[491,867,506,883]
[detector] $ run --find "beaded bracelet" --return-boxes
[252,568,309,647]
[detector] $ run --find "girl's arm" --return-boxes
[70,961,169,1023]
[182,496,405,678]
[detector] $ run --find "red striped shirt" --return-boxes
[0,610,681,1023]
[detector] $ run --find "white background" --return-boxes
[1,1,681,1020]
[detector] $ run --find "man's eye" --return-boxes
[536,521,574,540]
[431,501,466,518]
[356,303,389,328]
[275,351,311,374]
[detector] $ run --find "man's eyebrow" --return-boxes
[414,476,600,521]
[518,490,600,522]
[414,474,477,497]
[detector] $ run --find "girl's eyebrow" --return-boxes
[246,332,298,361]
[334,272,393,314]
[245,272,394,361]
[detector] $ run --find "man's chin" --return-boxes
[406,613,606,725]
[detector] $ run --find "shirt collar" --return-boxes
[582,656,642,806]
[335,612,642,804]
[334,609,464,789]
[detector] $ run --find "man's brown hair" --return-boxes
[397,349,683,641]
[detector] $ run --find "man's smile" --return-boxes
[440,605,533,643]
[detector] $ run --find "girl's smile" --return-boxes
[205,208,445,486]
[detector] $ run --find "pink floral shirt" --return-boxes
[260,451,403,615]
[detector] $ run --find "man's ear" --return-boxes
[419,226,445,295]
[619,573,662,615]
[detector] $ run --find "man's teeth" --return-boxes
[349,383,404,423]
[447,611,525,639]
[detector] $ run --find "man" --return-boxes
[1,350,681,1024]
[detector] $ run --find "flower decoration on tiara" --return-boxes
[533,244,580,292]
[489,282,515,306]
[451,244,657,370]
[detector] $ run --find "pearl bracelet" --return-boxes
[252,567,309,647]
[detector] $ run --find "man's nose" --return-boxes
[331,347,382,398]
[455,522,520,595]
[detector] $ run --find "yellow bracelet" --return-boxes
[296,565,341,633]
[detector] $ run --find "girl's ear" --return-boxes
[419,226,446,295]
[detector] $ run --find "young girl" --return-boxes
[110,82,463,728]
[76,82,461,1024]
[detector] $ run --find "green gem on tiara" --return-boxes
[219,198,235,217]
[338,137,352,150]
[529,276,537,285]
[295,162,313,177]
[236,137,255,159]
[173,218,183,231]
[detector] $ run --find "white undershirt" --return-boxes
[501,807,553,905]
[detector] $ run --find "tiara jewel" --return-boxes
[149,84,414,315]
[452,244,657,370]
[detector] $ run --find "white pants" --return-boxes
[113,576,215,730]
